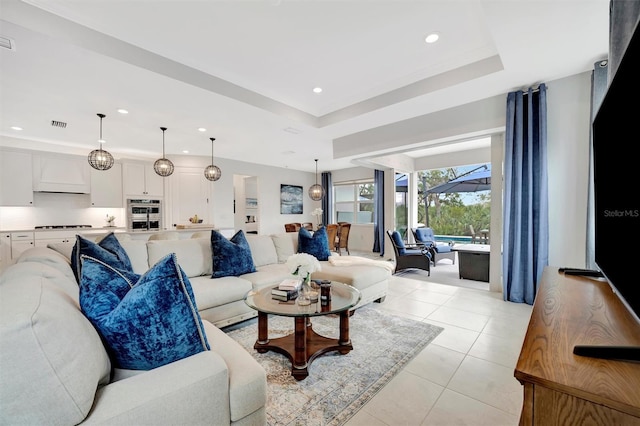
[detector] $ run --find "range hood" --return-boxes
[32,154,91,194]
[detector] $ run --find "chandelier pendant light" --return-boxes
[154,127,174,177]
[204,137,221,181]
[88,113,114,171]
[308,158,325,201]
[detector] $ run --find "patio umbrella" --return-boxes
[426,168,491,194]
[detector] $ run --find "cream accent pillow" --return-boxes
[246,235,278,267]
[147,238,212,277]
[270,233,296,263]
[47,243,74,262]
[118,240,150,274]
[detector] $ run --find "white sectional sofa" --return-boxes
[117,231,391,327]
[0,246,267,425]
[0,230,390,424]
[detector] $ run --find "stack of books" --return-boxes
[271,278,301,301]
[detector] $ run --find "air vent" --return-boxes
[51,120,67,128]
[0,36,15,51]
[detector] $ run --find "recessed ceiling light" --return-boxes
[183,150,189,154]
[313,87,322,93]
[198,127,207,132]
[10,126,22,131]
[425,33,440,44]
[117,109,129,114]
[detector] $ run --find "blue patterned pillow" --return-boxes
[79,253,210,370]
[211,230,256,278]
[71,232,133,283]
[298,227,331,261]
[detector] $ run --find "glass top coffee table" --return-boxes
[244,281,361,380]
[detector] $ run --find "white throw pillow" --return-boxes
[270,233,296,263]
[246,235,278,267]
[118,240,149,274]
[147,239,212,277]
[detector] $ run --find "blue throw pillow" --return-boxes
[79,253,210,370]
[390,231,406,255]
[71,232,133,283]
[211,230,256,278]
[298,227,331,261]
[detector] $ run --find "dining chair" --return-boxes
[335,222,351,255]
[324,224,339,253]
[301,222,313,231]
[284,223,301,232]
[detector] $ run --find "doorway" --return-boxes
[234,175,259,234]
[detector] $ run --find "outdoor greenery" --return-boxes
[416,167,491,237]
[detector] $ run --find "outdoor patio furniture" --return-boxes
[411,227,456,266]
[386,230,431,275]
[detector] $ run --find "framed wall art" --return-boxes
[280,184,303,214]
[245,197,258,209]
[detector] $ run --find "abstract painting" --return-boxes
[280,184,303,214]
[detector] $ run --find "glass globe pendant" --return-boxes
[88,113,114,171]
[308,159,325,201]
[204,137,221,181]
[154,127,174,177]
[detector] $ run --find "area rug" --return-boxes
[225,306,443,426]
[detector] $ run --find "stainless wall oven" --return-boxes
[127,199,162,231]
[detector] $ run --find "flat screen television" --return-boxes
[585,17,640,361]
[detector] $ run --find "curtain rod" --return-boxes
[521,85,541,94]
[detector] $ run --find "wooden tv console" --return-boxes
[515,266,640,425]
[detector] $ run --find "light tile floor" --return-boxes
[343,252,533,426]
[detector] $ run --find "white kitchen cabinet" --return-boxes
[10,232,34,260]
[34,231,76,248]
[91,163,123,207]
[32,153,91,193]
[168,167,211,227]
[123,163,164,198]
[0,150,34,206]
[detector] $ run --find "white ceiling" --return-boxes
[0,0,609,173]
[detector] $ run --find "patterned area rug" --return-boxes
[224,306,443,426]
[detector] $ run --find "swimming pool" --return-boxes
[435,235,473,244]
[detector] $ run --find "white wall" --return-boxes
[546,72,592,268]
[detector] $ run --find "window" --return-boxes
[395,173,409,240]
[334,181,374,224]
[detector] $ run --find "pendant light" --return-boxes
[88,113,114,171]
[153,127,174,177]
[204,137,222,181]
[308,158,325,201]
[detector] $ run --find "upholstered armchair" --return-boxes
[386,230,431,275]
[411,227,456,267]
